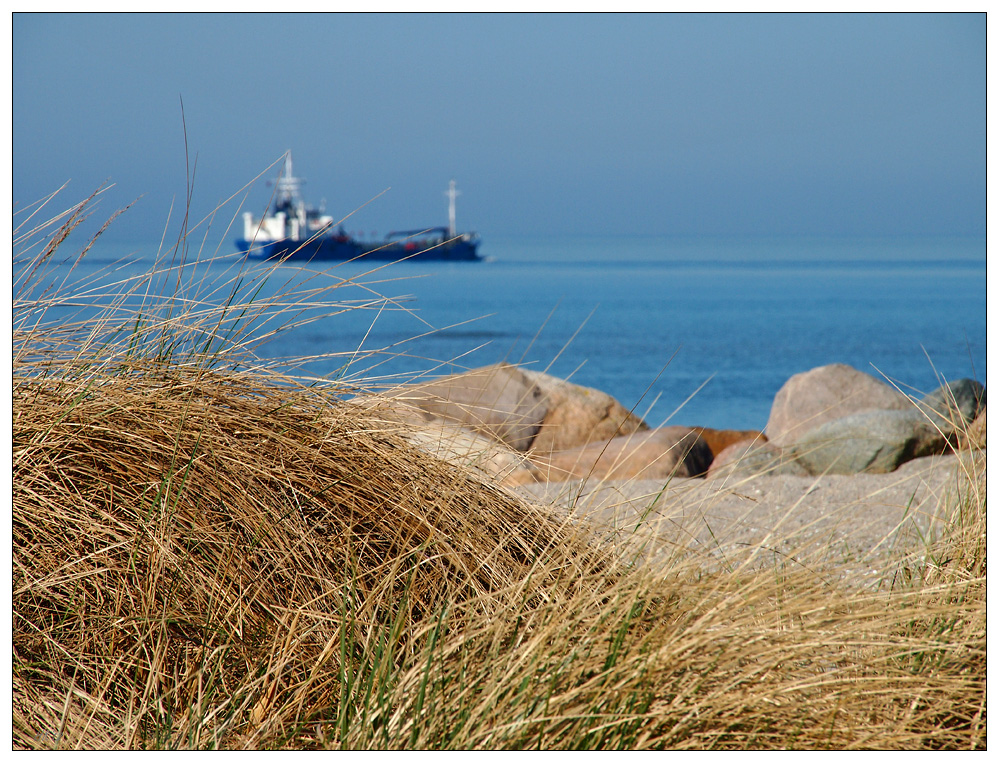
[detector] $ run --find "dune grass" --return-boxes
[11,189,986,750]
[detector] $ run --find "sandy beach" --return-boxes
[518,452,979,586]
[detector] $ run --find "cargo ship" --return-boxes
[236,153,481,262]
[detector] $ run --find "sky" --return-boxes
[12,12,987,245]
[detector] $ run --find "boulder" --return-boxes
[914,378,986,436]
[349,394,443,428]
[348,394,541,485]
[371,364,650,455]
[377,364,548,451]
[787,409,949,475]
[519,368,648,453]
[706,439,809,480]
[529,426,713,483]
[689,427,767,458]
[766,363,912,447]
[961,406,986,451]
[403,421,542,487]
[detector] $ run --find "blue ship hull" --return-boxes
[237,233,481,262]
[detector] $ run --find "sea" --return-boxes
[17,233,987,433]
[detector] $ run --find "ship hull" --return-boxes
[237,235,481,262]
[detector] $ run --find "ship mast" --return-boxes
[275,151,299,209]
[446,179,460,238]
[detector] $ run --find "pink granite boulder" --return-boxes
[529,426,712,483]
[378,363,548,451]
[689,427,767,459]
[961,406,986,451]
[520,368,648,453]
[766,363,911,447]
[403,421,543,486]
[374,364,648,455]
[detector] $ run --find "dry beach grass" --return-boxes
[12,189,986,749]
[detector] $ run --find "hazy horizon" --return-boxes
[13,13,986,247]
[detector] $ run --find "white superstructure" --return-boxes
[241,151,334,245]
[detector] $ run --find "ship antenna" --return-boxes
[446,179,460,238]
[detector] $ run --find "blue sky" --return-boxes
[13,12,986,244]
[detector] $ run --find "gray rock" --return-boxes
[766,363,912,447]
[914,378,986,435]
[707,440,809,480]
[789,409,949,475]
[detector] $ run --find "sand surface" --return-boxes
[517,452,982,587]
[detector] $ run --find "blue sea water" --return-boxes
[19,234,986,432]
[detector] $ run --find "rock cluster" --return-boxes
[765,365,984,477]
[350,362,985,487]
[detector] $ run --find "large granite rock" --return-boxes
[914,378,986,436]
[689,427,767,458]
[529,426,712,483]
[403,421,542,486]
[520,368,648,453]
[787,409,949,475]
[707,440,809,480]
[766,363,912,447]
[961,406,986,451]
[376,364,548,451]
[348,394,541,486]
[371,364,648,455]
